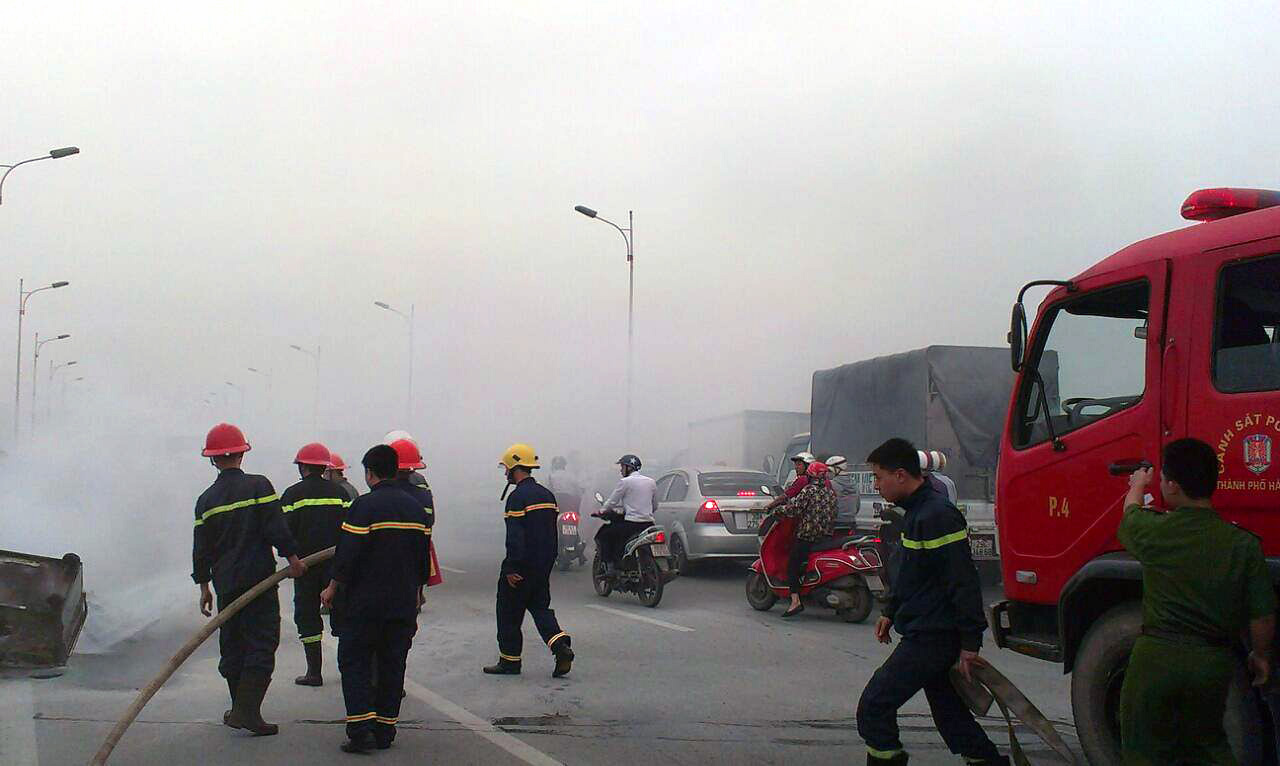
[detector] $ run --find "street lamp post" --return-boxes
[31,332,70,433]
[574,204,634,445]
[247,367,273,420]
[374,301,415,426]
[61,376,85,412]
[0,147,80,206]
[13,278,70,436]
[49,360,78,421]
[289,344,321,435]
[225,381,245,417]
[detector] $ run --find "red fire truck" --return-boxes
[990,188,1280,764]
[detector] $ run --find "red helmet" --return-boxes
[806,461,830,478]
[202,423,250,457]
[390,438,425,470]
[294,442,331,467]
[329,452,347,471]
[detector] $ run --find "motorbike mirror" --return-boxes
[594,492,605,504]
[761,485,772,495]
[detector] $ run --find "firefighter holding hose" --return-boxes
[192,423,306,737]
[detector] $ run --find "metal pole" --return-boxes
[31,332,39,433]
[14,278,23,437]
[407,304,415,427]
[626,211,634,447]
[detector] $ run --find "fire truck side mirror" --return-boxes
[1009,302,1027,372]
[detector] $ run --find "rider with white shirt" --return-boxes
[595,455,658,576]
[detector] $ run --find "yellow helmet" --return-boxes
[499,443,540,471]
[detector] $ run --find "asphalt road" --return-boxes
[0,513,1080,765]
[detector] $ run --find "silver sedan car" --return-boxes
[652,467,781,571]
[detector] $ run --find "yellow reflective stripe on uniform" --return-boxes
[281,497,350,513]
[368,521,428,533]
[341,521,428,534]
[375,716,398,725]
[504,510,526,518]
[346,712,377,722]
[299,634,322,644]
[546,632,569,648]
[900,529,968,550]
[525,502,557,512]
[193,494,279,527]
[499,652,521,662]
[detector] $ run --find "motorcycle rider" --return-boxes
[595,454,658,577]
[764,451,817,512]
[762,461,838,619]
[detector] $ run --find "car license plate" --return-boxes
[738,512,765,530]
[561,524,577,536]
[970,535,995,559]
[650,544,670,557]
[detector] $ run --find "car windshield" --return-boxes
[698,472,778,497]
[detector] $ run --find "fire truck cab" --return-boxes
[992,188,1280,764]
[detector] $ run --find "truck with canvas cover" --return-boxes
[991,187,1280,764]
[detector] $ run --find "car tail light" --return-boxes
[1181,188,1280,221]
[736,490,756,496]
[654,530,666,544]
[695,499,723,523]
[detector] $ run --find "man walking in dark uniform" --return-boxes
[855,438,1007,765]
[321,444,431,754]
[326,452,361,502]
[484,443,574,678]
[1118,438,1275,764]
[391,438,441,602]
[280,441,351,687]
[193,422,306,737]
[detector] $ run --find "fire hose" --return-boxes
[951,662,1080,765]
[87,547,335,766]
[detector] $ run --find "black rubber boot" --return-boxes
[483,658,522,675]
[295,643,323,687]
[552,644,574,678]
[226,672,279,736]
[963,757,1008,766]
[866,751,908,765]
[341,729,377,753]
[222,676,237,726]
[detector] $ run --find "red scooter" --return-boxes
[745,515,887,623]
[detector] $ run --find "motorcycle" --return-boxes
[590,492,679,608]
[556,497,588,571]
[745,514,888,623]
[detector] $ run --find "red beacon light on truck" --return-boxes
[1181,188,1280,221]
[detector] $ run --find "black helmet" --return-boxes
[617,454,642,471]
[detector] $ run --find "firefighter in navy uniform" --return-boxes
[280,441,351,687]
[320,445,431,754]
[192,423,306,737]
[391,438,440,602]
[855,438,1007,766]
[484,443,574,678]
[326,452,361,502]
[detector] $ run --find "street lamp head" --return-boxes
[374,301,391,310]
[289,344,303,352]
[51,281,69,289]
[248,367,259,373]
[49,147,80,159]
[56,334,70,340]
[66,361,77,367]
[225,382,234,387]
[72,376,84,382]
[574,205,598,219]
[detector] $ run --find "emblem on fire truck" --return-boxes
[1244,433,1273,475]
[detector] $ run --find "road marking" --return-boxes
[0,679,39,766]
[322,638,561,766]
[584,604,696,632]
[440,566,467,574]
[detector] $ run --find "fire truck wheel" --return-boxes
[1071,602,1140,766]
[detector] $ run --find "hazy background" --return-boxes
[3,2,1279,602]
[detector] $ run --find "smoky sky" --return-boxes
[4,1,1280,538]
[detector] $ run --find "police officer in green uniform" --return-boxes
[1118,438,1276,765]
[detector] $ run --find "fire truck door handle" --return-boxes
[1161,338,1178,435]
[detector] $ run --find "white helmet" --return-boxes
[825,455,848,476]
[384,430,417,446]
[792,451,816,464]
[918,449,947,471]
